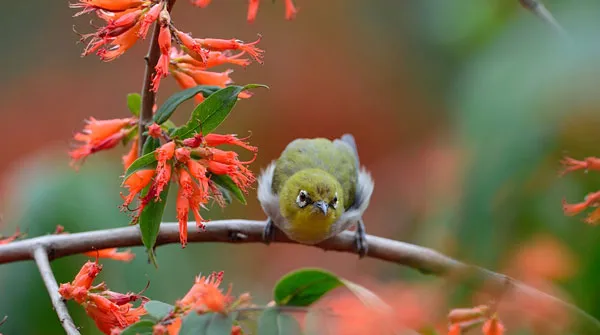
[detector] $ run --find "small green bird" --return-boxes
[257,134,374,257]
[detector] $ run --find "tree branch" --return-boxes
[32,246,80,335]
[519,0,568,37]
[138,0,177,155]
[1,220,598,332]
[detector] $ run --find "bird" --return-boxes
[257,134,374,257]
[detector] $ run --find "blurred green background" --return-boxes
[2,0,600,334]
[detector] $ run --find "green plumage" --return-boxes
[272,138,358,210]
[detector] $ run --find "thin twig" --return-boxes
[519,0,568,37]
[138,0,177,155]
[32,246,80,335]
[1,220,598,332]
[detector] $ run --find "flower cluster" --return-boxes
[447,305,505,335]
[120,132,257,247]
[191,0,298,23]
[58,260,148,334]
[560,156,600,224]
[152,271,251,334]
[71,0,264,94]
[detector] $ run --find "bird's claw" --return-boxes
[354,219,368,258]
[262,218,275,245]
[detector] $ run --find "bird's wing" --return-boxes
[334,167,374,233]
[257,162,287,226]
[334,133,360,166]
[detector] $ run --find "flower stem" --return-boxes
[139,0,177,155]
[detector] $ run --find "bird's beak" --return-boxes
[314,201,328,215]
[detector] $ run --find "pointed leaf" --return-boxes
[257,308,303,335]
[179,312,235,335]
[127,93,141,117]
[274,268,343,306]
[119,320,155,335]
[144,301,174,321]
[153,85,222,124]
[214,184,232,205]
[171,84,268,139]
[211,174,246,205]
[140,179,170,267]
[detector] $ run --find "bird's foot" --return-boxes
[354,219,368,258]
[262,218,275,245]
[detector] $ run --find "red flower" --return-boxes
[84,248,135,262]
[562,191,600,224]
[138,3,163,39]
[482,316,505,335]
[247,0,260,22]
[148,123,162,138]
[204,133,258,152]
[195,37,264,63]
[120,169,155,207]
[177,272,232,313]
[85,293,146,334]
[448,324,461,335]
[70,117,136,167]
[561,156,600,176]
[152,13,172,92]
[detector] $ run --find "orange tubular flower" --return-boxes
[153,141,176,199]
[207,160,255,192]
[98,20,142,61]
[70,117,136,166]
[195,37,264,63]
[70,0,145,15]
[152,16,172,92]
[138,3,163,39]
[84,248,136,262]
[562,190,600,224]
[176,186,190,247]
[284,0,298,20]
[177,272,232,313]
[247,0,260,22]
[561,156,600,176]
[448,324,461,335]
[122,136,139,171]
[204,133,258,152]
[190,0,212,8]
[183,68,233,87]
[175,30,208,64]
[85,294,146,334]
[120,169,155,207]
[482,317,505,335]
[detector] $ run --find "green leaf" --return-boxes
[144,301,174,321]
[122,151,157,185]
[211,174,246,205]
[214,184,232,205]
[171,84,268,139]
[153,85,222,125]
[127,93,141,117]
[140,178,170,267]
[119,320,155,335]
[274,268,343,306]
[179,312,234,335]
[257,308,303,335]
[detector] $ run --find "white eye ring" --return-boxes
[331,192,338,209]
[296,190,308,208]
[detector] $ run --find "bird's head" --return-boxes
[279,169,344,242]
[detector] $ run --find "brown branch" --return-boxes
[519,0,568,37]
[1,220,599,332]
[138,0,177,155]
[32,246,80,335]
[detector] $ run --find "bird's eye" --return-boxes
[296,190,309,208]
[331,193,338,209]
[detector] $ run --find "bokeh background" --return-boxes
[2,0,600,334]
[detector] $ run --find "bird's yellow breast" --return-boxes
[285,211,336,244]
